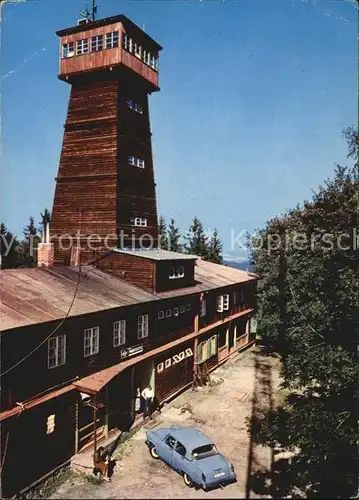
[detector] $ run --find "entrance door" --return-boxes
[134,359,155,414]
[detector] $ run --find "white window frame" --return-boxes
[158,310,165,320]
[165,309,172,318]
[76,38,89,56]
[46,414,55,434]
[48,335,66,369]
[169,266,176,279]
[173,307,179,316]
[217,294,230,312]
[62,42,74,59]
[137,314,149,339]
[128,155,145,168]
[169,266,185,280]
[123,33,129,50]
[91,34,103,52]
[157,362,164,373]
[185,348,193,357]
[186,304,191,311]
[131,217,147,227]
[134,42,142,59]
[180,305,185,314]
[113,320,126,347]
[126,99,143,114]
[165,358,171,369]
[84,327,99,357]
[200,299,206,318]
[106,31,119,49]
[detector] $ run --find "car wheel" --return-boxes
[183,473,194,488]
[149,445,159,459]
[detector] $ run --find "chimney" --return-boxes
[37,221,54,268]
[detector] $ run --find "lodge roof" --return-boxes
[56,14,163,51]
[113,248,198,261]
[0,260,255,332]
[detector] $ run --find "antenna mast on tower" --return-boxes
[79,0,97,22]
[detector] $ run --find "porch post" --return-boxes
[93,393,97,456]
[104,386,109,438]
[193,314,199,387]
[75,399,79,454]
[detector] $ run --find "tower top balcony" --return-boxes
[56,14,162,91]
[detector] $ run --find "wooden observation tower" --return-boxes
[51,11,162,265]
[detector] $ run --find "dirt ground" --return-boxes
[50,346,281,499]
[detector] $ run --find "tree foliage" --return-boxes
[207,228,223,264]
[167,218,182,252]
[0,223,21,269]
[158,216,168,250]
[247,128,359,497]
[184,216,209,258]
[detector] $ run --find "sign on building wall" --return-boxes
[120,344,144,359]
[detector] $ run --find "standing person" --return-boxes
[141,384,154,419]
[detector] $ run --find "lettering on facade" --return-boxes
[157,347,193,374]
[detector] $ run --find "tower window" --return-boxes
[131,217,147,227]
[128,156,145,168]
[106,31,119,49]
[62,42,74,59]
[91,35,103,52]
[143,49,151,65]
[76,38,89,56]
[150,55,158,72]
[126,99,143,114]
[134,42,142,59]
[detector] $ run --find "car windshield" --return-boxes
[192,444,218,460]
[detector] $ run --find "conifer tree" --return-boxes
[184,216,209,258]
[158,216,168,250]
[0,223,20,269]
[207,228,223,264]
[167,218,182,253]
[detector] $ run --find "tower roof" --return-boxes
[56,14,163,52]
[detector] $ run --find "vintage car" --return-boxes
[145,425,236,489]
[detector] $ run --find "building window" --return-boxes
[169,266,185,279]
[185,348,193,357]
[157,362,164,373]
[84,327,99,357]
[131,217,147,227]
[217,294,230,312]
[46,414,55,434]
[106,31,119,49]
[128,155,145,168]
[91,35,103,52]
[62,42,74,58]
[180,305,185,314]
[137,314,149,339]
[123,33,132,51]
[134,42,142,58]
[165,358,171,369]
[113,320,126,347]
[48,335,66,369]
[143,49,151,65]
[158,310,164,320]
[165,309,172,318]
[186,304,191,311]
[173,307,179,316]
[126,99,143,114]
[209,335,217,357]
[150,54,158,71]
[76,38,89,55]
[198,341,208,364]
[200,299,206,318]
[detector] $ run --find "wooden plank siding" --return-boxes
[1,391,77,499]
[95,252,155,291]
[51,77,158,265]
[58,22,159,89]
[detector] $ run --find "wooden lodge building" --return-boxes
[0,13,257,498]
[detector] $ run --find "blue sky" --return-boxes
[2,0,357,259]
